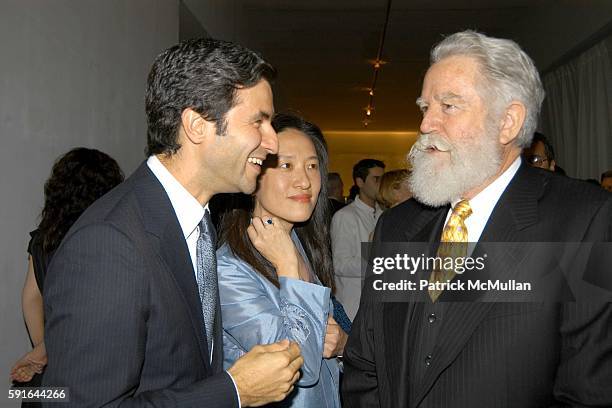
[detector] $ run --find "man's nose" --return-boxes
[419,108,440,135]
[261,126,278,155]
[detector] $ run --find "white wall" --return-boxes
[0,0,178,399]
[179,0,209,40]
[181,0,244,42]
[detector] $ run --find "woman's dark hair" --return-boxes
[348,185,360,201]
[145,38,276,156]
[219,113,335,292]
[38,148,124,253]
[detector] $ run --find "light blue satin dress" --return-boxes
[217,233,341,408]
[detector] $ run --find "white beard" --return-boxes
[407,125,502,207]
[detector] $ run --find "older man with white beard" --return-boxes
[342,31,612,408]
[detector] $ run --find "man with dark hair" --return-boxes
[327,172,346,215]
[331,159,385,320]
[43,38,303,407]
[602,170,612,192]
[343,31,612,406]
[523,131,556,171]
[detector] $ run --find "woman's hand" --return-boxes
[323,316,348,358]
[10,342,47,383]
[248,216,300,279]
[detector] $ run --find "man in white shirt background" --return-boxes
[331,159,385,320]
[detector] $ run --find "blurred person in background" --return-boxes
[10,147,123,406]
[327,172,346,216]
[377,169,412,209]
[331,159,385,320]
[523,132,556,171]
[601,170,612,192]
[347,185,359,203]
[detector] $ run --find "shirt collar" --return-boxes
[452,156,522,214]
[147,155,208,239]
[355,195,381,213]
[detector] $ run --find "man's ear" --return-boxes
[499,102,526,145]
[549,159,556,171]
[355,177,365,189]
[180,108,215,145]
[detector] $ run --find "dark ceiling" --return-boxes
[185,0,612,132]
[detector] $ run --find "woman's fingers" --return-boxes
[251,217,266,233]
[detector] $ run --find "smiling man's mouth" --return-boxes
[247,157,263,166]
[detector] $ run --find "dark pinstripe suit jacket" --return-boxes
[42,162,237,407]
[342,163,612,407]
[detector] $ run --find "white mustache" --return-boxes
[409,133,453,158]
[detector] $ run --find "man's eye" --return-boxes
[307,163,318,170]
[442,103,456,111]
[280,163,291,169]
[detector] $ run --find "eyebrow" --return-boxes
[437,92,463,102]
[250,110,273,122]
[277,154,319,160]
[416,92,464,106]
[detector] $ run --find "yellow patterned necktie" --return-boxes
[429,200,473,302]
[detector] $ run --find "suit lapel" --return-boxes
[133,162,212,371]
[478,162,545,242]
[158,224,212,371]
[412,162,547,405]
[402,205,449,243]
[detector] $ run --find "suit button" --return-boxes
[428,313,436,323]
[425,354,432,366]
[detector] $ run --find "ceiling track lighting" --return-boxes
[362,0,392,127]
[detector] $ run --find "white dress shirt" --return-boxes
[446,156,522,244]
[147,155,207,277]
[331,195,383,319]
[147,156,241,406]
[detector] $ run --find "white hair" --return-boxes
[431,30,545,148]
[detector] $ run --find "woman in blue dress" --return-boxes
[217,113,349,407]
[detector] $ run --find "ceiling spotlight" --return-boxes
[360,0,392,127]
[368,59,387,68]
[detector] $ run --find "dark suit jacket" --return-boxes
[42,162,237,407]
[342,163,612,407]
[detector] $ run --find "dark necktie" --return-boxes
[196,210,217,356]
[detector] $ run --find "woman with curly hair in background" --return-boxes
[10,148,124,396]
